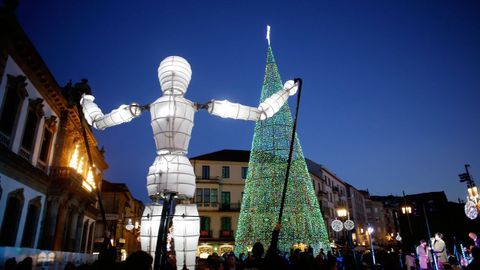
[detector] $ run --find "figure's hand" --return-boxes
[284,80,298,96]
[129,103,143,117]
[80,94,95,105]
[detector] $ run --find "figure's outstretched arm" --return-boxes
[80,94,144,130]
[203,80,298,121]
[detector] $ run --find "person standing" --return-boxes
[433,233,448,270]
[417,240,432,270]
[469,232,480,248]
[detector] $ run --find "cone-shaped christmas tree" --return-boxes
[234,44,330,254]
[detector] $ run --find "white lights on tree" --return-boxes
[172,204,200,270]
[81,52,297,265]
[140,204,163,258]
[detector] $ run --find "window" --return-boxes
[20,100,43,159]
[0,75,28,146]
[204,188,210,206]
[241,167,248,179]
[21,197,41,247]
[221,192,231,209]
[221,217,232,230]
[222,166,230,178]
[200,217,210,230]
[0,189,24,246]
[211,189,218,207]
[196,188,203,205]
[38,128,53,163]
[200,216,211,237]
[202,166,210,179]
[38,116,56,166]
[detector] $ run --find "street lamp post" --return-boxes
[459,164,479,219]
[367,224,376,266]
[402,191,415,253]
[333,207,358,269]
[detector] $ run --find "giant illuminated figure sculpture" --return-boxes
[81,55,297,269]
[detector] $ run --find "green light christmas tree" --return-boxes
[234,43,330,254]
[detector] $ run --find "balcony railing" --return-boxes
[219,203,241,211]
[220,230,234,238]
[200,230,212,238]
[197,202,218,208]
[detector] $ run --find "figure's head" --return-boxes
[435,232,443,241]
[469,232,477,240]
[158,56,192,96]
[420,239,427,247]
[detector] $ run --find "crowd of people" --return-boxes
[4,231,480,270]
[408,232,480,270]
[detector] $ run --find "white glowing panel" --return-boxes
[208,80,297,121]
[146,154,195,198]
[149,95,195,153]
[140,204,163,258]
[81,95,140,130]
[173,204,199,270]
[158,56,192,95]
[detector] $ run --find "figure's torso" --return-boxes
[149,95,195,154]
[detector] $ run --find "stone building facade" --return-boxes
[0,3,107,254]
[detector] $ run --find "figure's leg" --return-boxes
[140,203,163,258]
[173,204,199,270]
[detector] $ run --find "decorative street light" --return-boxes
[331,207,355,233]
[459,164,479,220]
[332,207,357,267]
[125,219,135,231]
[401,206,412,215]
[367,224,376,266]
[337,208,348,218]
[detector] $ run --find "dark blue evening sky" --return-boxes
[16,1,480,203]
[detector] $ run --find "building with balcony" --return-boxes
[94,180,144,260]
[362,191,391,246]
[306,160,348,239]
[190,150,248,257]
[190,149,374,255]
[0,2,107,260]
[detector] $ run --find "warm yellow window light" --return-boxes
[69,144,80,169]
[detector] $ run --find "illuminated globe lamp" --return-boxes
[125,219,135,231]
[465,185,480,220]
[332,207,355,231]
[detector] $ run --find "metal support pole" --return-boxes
[465,164,474,187]
[272,78,303,249]
[367,224,376,266]
[153,193,175,270]
[402,191,416,254]
[422,203,438,270]
[76,103,110,251]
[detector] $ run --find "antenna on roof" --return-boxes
[266,25,271,46]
